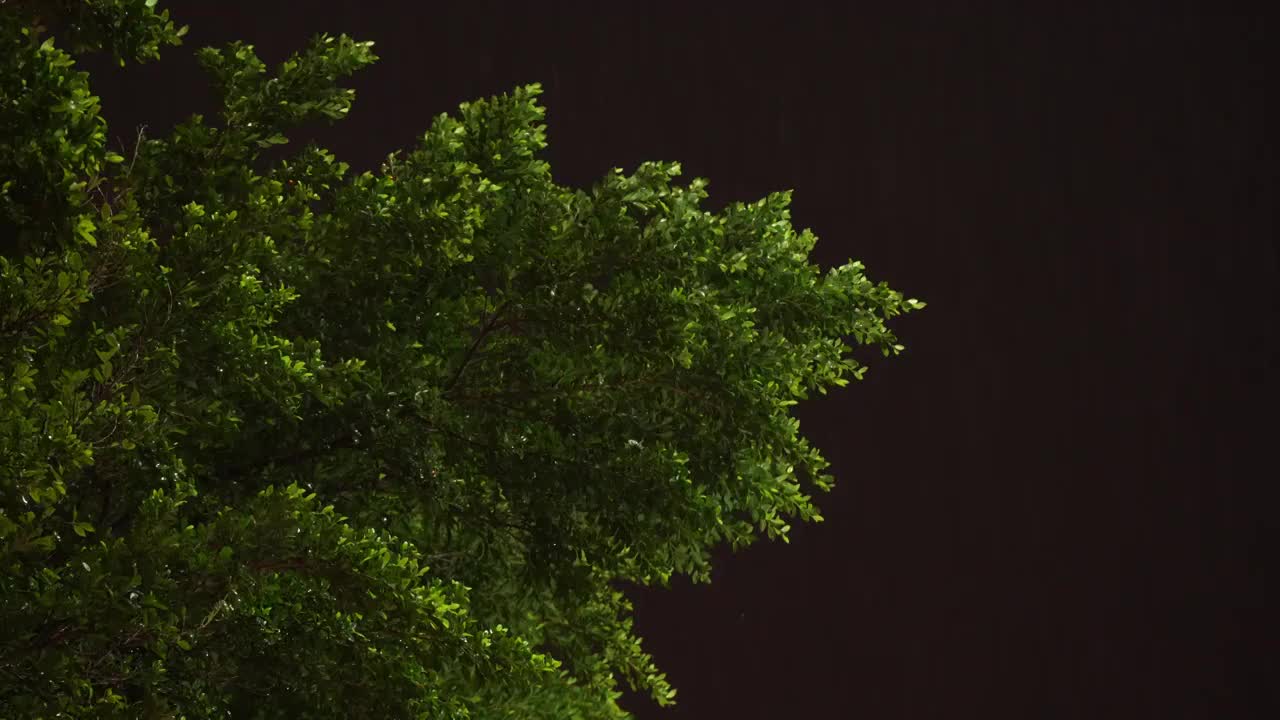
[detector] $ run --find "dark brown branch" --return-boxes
[443,301,510,394]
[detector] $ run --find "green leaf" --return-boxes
[75,217,97,246]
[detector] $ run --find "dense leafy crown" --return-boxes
[0,2,922,717]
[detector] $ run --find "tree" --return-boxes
[0,2,923,717]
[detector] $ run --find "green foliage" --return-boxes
[0,2,923,717]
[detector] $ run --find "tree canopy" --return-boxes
[0,2,923,717]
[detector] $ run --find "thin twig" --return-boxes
[443,301,510,393]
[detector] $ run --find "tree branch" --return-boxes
[443,301,510,395]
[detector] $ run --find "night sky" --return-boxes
[79,2,1273,717]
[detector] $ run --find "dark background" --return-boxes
[80,2,1273,718]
